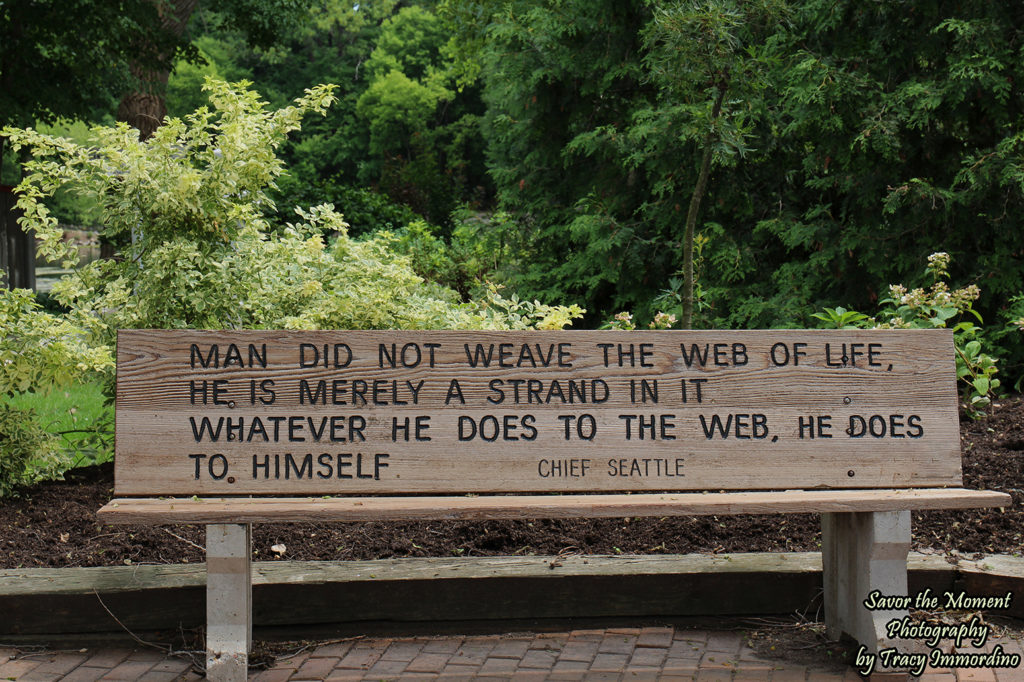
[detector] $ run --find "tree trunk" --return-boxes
[1,184,35,291]
[116,0,199,140]
[117,78,170,141]
[681,86,726,330]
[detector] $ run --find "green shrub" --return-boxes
[0,288,113,395]
[812,253,999,416]
[0,79,583,495]
[5,78,582,335]
[990,294,1024,391]
[0,403,63,497]
[271,176,421,236]
[0,288,113,494]
[390,210,521,299]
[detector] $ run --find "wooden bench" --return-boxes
[98,329,1010,680]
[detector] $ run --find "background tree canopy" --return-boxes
[3,0,1024,493]
[436,0,1024,374]
[4,0,1024,390]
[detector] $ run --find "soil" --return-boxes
[2,397,1022,569]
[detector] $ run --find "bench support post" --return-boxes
[822,511,911,656]
[206,523,251,682]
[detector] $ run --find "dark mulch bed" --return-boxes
[2,397,1022,569]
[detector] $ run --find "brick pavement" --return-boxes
[0,624,1021,680]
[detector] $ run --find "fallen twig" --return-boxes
[162,527,205,552]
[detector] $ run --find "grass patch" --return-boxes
[6,380,113,470]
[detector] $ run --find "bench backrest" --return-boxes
[115,329,961,496]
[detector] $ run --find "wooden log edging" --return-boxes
[1,552,1020,639]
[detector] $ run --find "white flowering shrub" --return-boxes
[813,253,999,416]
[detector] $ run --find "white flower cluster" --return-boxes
[608,311,636,330]
[888,279,979,313]
[927,251,951,276]
[649,312,677,329]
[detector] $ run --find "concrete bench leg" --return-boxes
[206,523,252,682]
[822,511,911,663]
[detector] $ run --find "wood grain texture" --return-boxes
[115,329,961,495]
[10,552,984,595]
[96,488,1010,524]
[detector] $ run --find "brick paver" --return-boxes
[136,670,188,682]
[362,656,408,676]
[440,662,481,676]
[636,626,674,649]
[695,670,733,681]
[487,639,531,659]
[99,658,159,680]
[557,639,600,662]
[79,649,133,670]
[629,644,669,668]
[57,667,111,682]
[332,648,378,671]
[21,653,88,677]
[517,648,558,670]
[421,638,464,655]
[590,652,629,671]
[405,652,452,674]
[807,672,846,681]
[0,626,1021,680]
[447,642,495,667]
[146,658,193,675]
[508,672,548,681]
[477,656,518,675]
[251,669,294,682]
[599,634,637,656]
[663,656,701,674]
[0,658,42,679]
[292,656,340,680]
[380,641,425,662]
[323,672,364,682]
[308,643,352,659]
[620,669,661,681]
[269,651,310,671]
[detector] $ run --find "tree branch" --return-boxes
[682,85,726,329]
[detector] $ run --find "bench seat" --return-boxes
[98,488,1010,524]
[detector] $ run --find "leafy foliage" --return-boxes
[441,0,1024,382]
[5,79,581,335]
[0,403,62,498]
[271,177,421,236]
[390,210,521,300]
[641,0,786,326]
[353,4,487,223]
[812,253,999,416]
[177,2,490,225]
[6,80,338,267]
[0,288,114,495]
[0,289,113,396]
[0,0,179,132]
[0,78,583,495]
